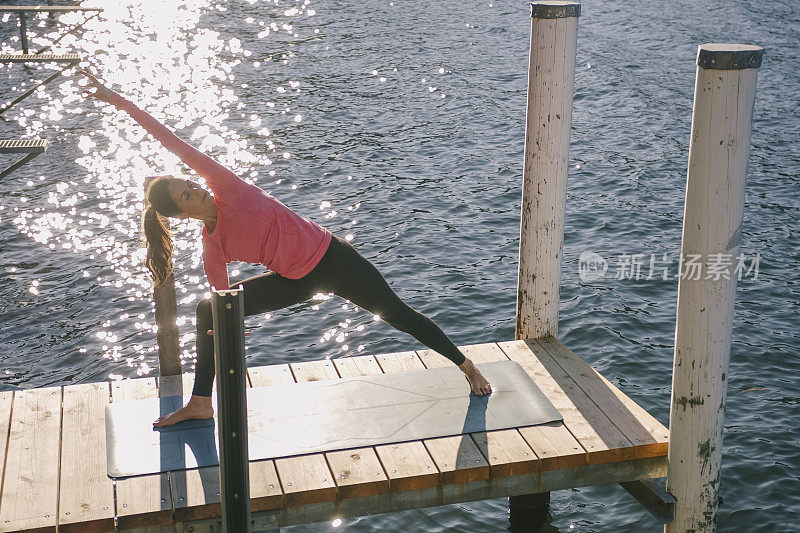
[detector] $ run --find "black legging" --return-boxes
[192,235,466,396]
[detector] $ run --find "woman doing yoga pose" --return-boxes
[80,69,491,428]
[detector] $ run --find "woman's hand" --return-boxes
[79,68,117,103]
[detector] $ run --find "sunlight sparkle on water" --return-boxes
[2,0,375,378]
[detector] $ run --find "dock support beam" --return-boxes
[212,287,252,533]
[666,43,763,533]
[516,1,580,341]
[513,2,579,530]
[508,493,550,531]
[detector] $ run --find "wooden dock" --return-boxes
[0,337,668,532]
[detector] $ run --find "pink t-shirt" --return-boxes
[109,94,332,290]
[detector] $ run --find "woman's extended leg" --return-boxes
[314,236,491,395]
[153,271,317,427]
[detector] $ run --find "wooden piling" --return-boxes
[516,1,580,341]
[666,43,763,533]
[512,1,580,527]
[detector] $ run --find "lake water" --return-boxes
[0,0,797,531]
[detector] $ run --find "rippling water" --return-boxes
[1,0,797,531]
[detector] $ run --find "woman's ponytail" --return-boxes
[142,176,183,287]
[142,205,174,287]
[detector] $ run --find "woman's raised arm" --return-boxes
[80,68,242,196]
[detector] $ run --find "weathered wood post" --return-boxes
[515,1,580,341]
[512,2,579,529]
[666,43,763,533]
[212,287,251,533]
[144,178,182,376]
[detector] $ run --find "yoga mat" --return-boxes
[106,360,562,477]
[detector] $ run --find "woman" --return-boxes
[80,69,491,428]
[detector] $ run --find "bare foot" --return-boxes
[153,395,214,428]
[459,358,492,396]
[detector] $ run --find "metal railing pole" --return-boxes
[211,287,251,533]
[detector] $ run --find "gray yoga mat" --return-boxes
[105,360,562,478]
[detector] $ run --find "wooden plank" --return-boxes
[470,429,539,478]
[371,352,441,491]
[538,336,669,458]
[517,422,586,471]
[415,348,450,369]
[332,355,382,377]
[0,391,12,521]
[248,364,293,387]
[112,377,174,530]
[330,354,382,381]
[325,448,388,499]
[170,467,220,523]
[275,455,336,506]
[57,382,114,532]
[372,351,425,374]
[374,442,439,492]
[375,351,423,373]
[499,340,634,465]
[110,376,157,400]
[249,460,284,512]
[328,357,389,499]
[290,359,338,382]
[0,387,61,533]
[461,342,508,363]
[422,435,490,485]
